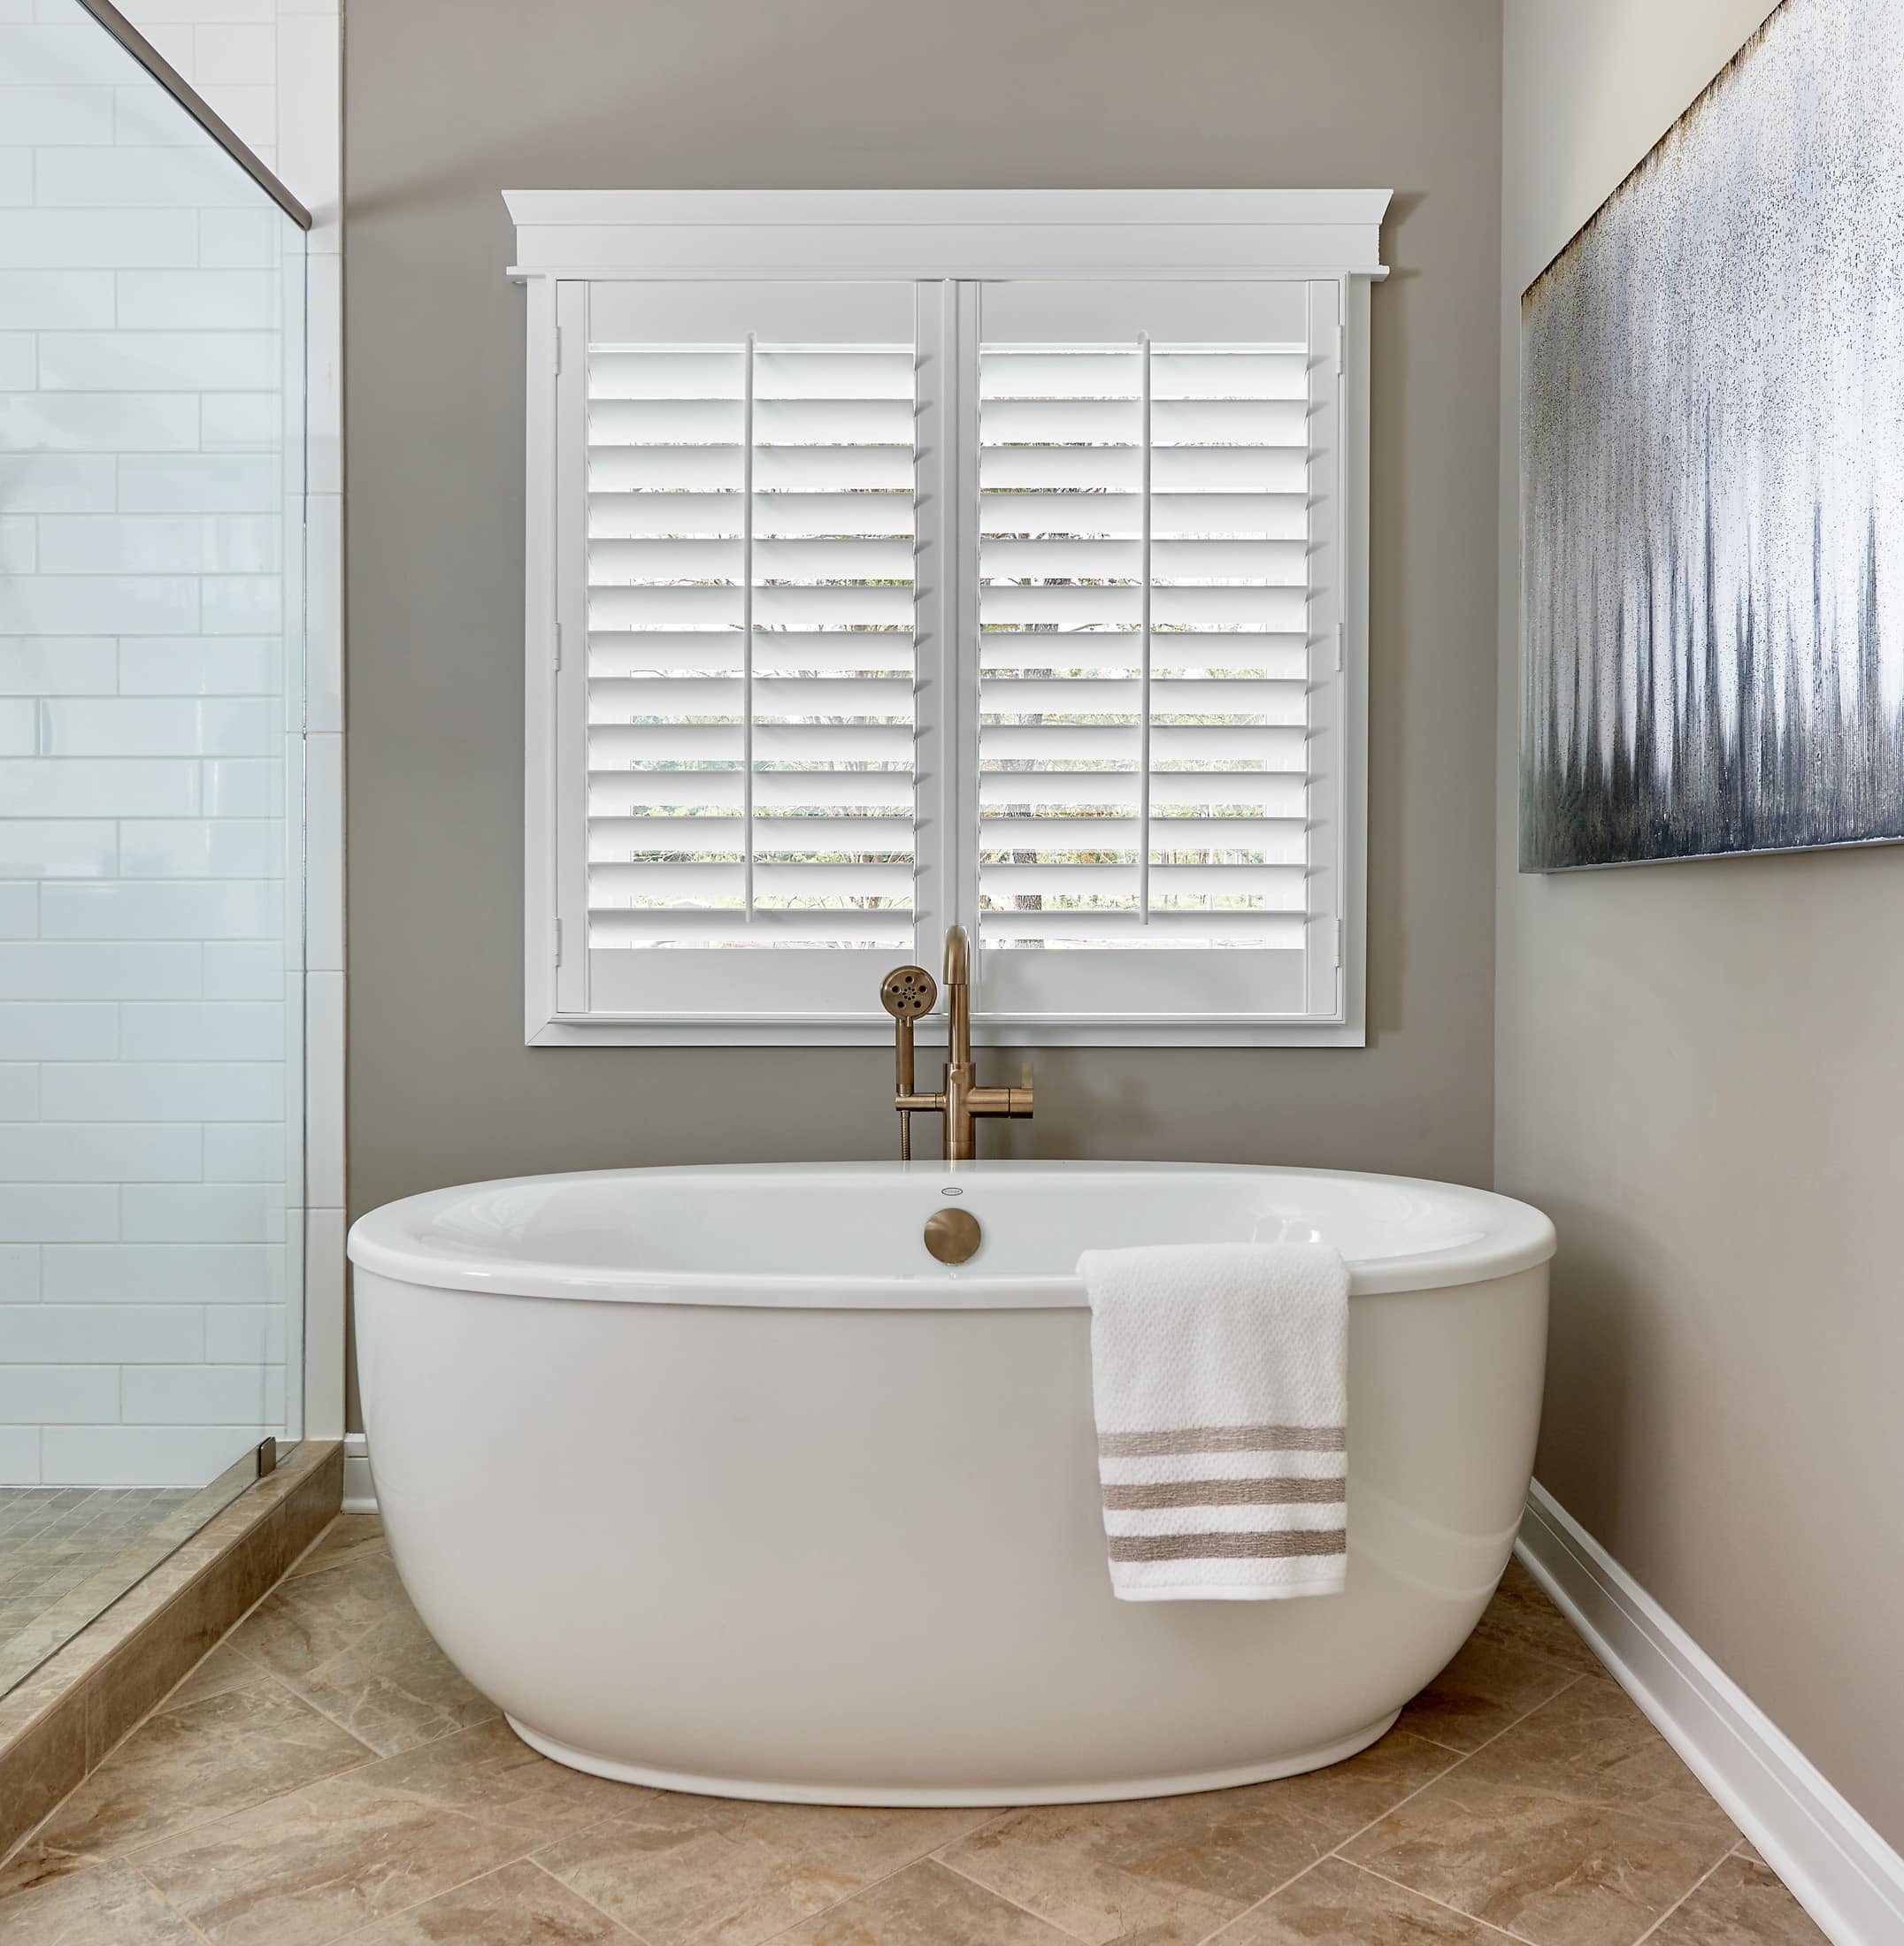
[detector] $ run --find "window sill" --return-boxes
[526,1015,1367,1049]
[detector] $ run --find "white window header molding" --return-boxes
[510,189,1387,1046]
[503,188,1393,283]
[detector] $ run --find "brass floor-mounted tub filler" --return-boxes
[879,925,1033,1162]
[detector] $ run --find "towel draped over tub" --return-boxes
[1078,1241,1350,1601]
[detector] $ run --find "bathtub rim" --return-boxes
[347,1160,1556,1309]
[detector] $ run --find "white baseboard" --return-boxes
[342,1432,376,1514]
[1518,1481,1904,1946]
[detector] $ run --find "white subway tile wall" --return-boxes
[0,0,336,1484]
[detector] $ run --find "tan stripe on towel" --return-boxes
[1103,1476,1346,1510]
[1109,1528,1347,1562]
[1099,1424,1347,1459]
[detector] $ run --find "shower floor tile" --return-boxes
[0,1485,234,1699]
[0,1528,1825,1946]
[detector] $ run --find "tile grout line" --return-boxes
[1486,1630,1615,1684]
[514,1794,1025,1946]
[319,1870,513,1946]
[1625,1843,1738,1946]
[1328,1674,1589,1856]
[930,1847,1111,1944]
[188,1712,703,1946]
[1321,1665,1751,1946]
[280,1531,390,1590]
[1192,1677,1592,1946]
[254,1657,428,1756]
[514,1803,687,1944]
[1407,1728,1485,1757]
[518,1804,721,1946]
[731,1808,1026,1946]
[117,1730,388,1877]
[1343,1858,1546,1945]
[933,1677,1598,1946]
[1192,1853,1373,1942]
[85,1673,389,1873]
[134,1862,221,1946]
[521,1855,651,1944]
[127,1737,557,1946]
[283,1545,394,1584]
[318,1854,644,1946]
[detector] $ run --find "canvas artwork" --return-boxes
[1518,0,1904,870]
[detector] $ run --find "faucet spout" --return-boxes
[942,923,971,1078]
[942,923,970,989]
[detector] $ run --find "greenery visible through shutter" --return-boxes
[586,340,917,949]
[977,339,1310,951]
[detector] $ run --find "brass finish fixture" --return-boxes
[923,1207,983,1264]
[878,964,938,1161]
[884,925,1033,1161]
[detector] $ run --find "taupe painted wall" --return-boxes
[342,0,1506,1414]
[1499,0,1904,1849]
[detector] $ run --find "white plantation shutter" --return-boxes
[521,203,1378,1045]
[971,281,1343,1027]
[555,282,923,1019]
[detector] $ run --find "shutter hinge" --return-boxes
[553,918,564,967]
[1335,621,1346,672]
[553,620,563,671]
[554,323,564,377]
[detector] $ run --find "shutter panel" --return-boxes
[971,280,1340,1024]
[572,283,920,1015]
[978,320,1310,950]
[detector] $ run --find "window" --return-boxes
[510,192,1387,1045]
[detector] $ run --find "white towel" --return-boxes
[1078,1242,1349,1602]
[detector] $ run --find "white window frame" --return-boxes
[506,189,1389,1047]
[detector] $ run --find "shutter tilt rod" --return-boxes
[741,331,756,918]
[1137,332,1153,926]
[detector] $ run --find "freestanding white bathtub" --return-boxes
[348,1161,1554,1806]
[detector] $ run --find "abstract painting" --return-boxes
[1519,0,1904,870]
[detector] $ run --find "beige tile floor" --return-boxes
[0,1516,1824,1946]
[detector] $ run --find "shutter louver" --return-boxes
[586,337,917,954]
[977,335,1312,953]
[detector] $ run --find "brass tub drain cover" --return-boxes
[923,1207,981,1264]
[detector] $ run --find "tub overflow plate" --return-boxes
[923,1207,981,1265]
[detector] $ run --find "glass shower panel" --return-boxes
[0,0,307,1693]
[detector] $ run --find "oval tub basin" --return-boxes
[349,1161,1555,1805]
